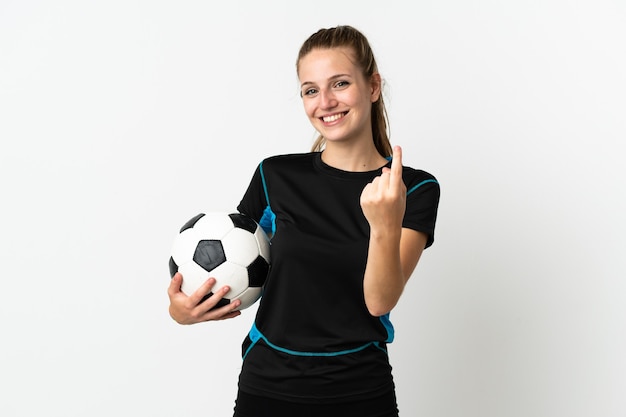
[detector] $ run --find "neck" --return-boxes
[320,142,388,172]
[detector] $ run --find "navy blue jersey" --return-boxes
[236,152,440,403]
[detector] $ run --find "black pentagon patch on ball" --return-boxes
[247,255,270,287]
[179,213,205,233]
[229,213,257,233]
[168,256,179,278]
[193,240,226,272]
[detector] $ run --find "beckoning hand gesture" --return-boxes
[360,145,407,232]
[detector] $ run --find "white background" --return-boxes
[1,1,625,416]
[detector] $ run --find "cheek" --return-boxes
[340,90,362,108]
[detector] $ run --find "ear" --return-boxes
[370,73,382,102]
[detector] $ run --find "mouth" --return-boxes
[320,111,348,123]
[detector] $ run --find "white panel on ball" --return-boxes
[208,262,249,298]
[222,227,263,266]
[171,229,201,264]
[194,213,237,240]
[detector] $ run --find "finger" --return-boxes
[198,280,241,311]
[208,299,242,320]
[213,308,242,321]
[379,167,392,187]
[391,145,403,179]
[187,277,218,305]
[167,272,183,297]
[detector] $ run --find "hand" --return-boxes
[167,272,242,324]
[360,145,407,233]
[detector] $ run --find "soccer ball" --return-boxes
[168,212,270,311]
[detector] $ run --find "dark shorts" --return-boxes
[233,389,399,417]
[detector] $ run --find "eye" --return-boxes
[334,80,350,89]
[302,88,318,97]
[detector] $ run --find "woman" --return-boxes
[168,25,440,417]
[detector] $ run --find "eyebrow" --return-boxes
[300,73,352,89]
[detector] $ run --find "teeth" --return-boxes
[323,113,344,123]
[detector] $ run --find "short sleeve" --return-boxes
[402,171,440,248]
[237,163,268,224]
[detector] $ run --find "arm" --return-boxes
[360,146,427,316]
[168,162,268,325]
[362,227,427,316]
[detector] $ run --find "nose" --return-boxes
[319,89,337,110]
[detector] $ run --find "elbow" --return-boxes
[364,282,405,317]
[368,307,391,318]
[364,286,404,317]
[363,272,408,317]
[365,299,396,317]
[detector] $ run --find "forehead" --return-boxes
[298,47,359,83]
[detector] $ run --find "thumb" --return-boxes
[168,272,183,296]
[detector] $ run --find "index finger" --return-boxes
[391,145,403,178]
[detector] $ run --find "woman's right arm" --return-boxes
[168,161,267,325]
[167,272,242,324]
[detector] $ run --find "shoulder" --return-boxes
[401,166,440,195]
[259,152,318,171]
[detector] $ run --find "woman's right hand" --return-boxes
[167,272,242,324]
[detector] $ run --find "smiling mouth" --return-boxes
[321,112,348,123]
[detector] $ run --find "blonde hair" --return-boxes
[296,25,392,157]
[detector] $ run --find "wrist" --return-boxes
[369,226,402,243]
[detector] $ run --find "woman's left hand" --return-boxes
[360,145,406,233]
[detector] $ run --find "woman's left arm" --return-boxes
[360,146,428,316]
